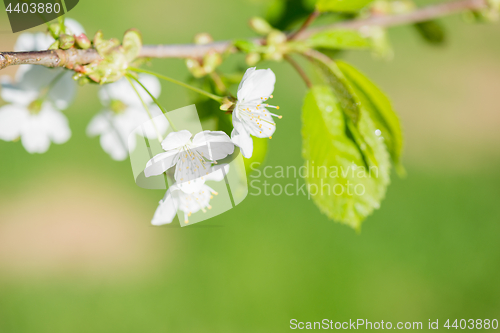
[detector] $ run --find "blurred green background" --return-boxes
[1,0,500,331]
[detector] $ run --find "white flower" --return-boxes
[231,67,281,158]
[86,74,169,161]
[151,165,229,225]
[144,130,234,192]
[0,69,72,154]
[11,18,85,110]
[0,19,85,154]
[0,100,71,154]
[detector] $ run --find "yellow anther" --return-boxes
[276,106,280,109]
[270,95,273,98]
[278,115,282,119]
[269,136,272,139]
[208,205,212,209]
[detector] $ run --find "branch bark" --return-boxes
[0,0,488,71]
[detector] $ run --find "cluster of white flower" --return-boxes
[0,19,83,153]
[0,23,281,225]
[87,74,169,161]
[145,67,281,225]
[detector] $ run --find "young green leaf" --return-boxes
[313,59,360,125]
[302,86,390,229]
[336,61,404,173]
[316,0,374,13]
[308,29,371,50]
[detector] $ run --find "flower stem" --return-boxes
[129,67,224,103]
[125,75,164,143]
[126,73,179,132]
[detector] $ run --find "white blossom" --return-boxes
[0,19,85,154]
[231,67,281,158]
[151,165,229,225]
[86,74,169,161]
[144,130,234,192]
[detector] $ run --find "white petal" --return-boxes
[0,76,38,106]
[204,164,230,182]
[231,123,253,158]
[48,71,76,110]
[38,104,71,144]
[14,33,54,52]
[98,78,128,105]
[237,68,276,102]
[176,177,206,194]
[138,74,161,101]
[151,190,178,226]
[192,130,234,161]
[14,33,36,52]
[16,66,60,93]
[98,74,160,107]
[100,131,129,161]
[161,130,192,151]
[0,104,29,141]
[64,18,85,35]
[20,116,51,154]
[237,107,276,138]
[144,150,179,177]
[87,112,110,137]
[237,67,256,92]
[141,105,169,139]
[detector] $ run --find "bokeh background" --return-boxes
[1,0,499,331]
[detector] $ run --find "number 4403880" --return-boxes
[444,319,498,330]
[5,2,61,14]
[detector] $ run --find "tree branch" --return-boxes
[0,0,488,71]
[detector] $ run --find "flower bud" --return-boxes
[203,51,222,74]
[249,17,273,35]
[267,30,287,45]
[48,40,60,50]
[245,52,260,66]
[75,33,91,49]
[185,58,206,78]
[220,97,235,111]
[59,34,75,50]
[194,33,213,45]
[48,23,61,39]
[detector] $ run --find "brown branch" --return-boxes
[0,0,488,71]
[287,9,321,41]
[284,55,312,88]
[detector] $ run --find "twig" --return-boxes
[0,0,488,71]
[284,55,312,88]
[287,9,321,41]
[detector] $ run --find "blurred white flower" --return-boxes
[87,74,169,161]
[0,69,72,154]
[151,165,229,225]
[0,100,70,154]
[144,130,234,192]
[0,18,85,154]
[11,18,85,110]
[231,67,281,158]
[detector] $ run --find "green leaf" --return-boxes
[414,20,446,45]
[316,0,374,13]
[313,58,360,125]
[336,61,404,173]
[308,29,370,50]
[302,86,391,229]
